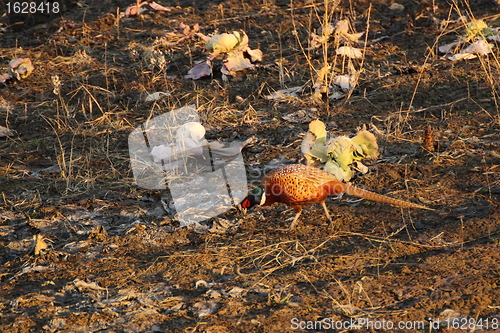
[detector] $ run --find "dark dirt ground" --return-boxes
[1,0,500,332]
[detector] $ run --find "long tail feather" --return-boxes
[327,180,433,210]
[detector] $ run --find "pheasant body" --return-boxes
[241,164,432,229]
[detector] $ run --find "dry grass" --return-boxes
[1,0,500,331]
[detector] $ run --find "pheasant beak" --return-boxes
[238,202,248,215]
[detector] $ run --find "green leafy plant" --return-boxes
[302,120,379,181]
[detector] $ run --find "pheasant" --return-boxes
[241,164,432,229]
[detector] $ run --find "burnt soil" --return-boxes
[1,0,500,332]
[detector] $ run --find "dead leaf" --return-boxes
[309,19,364,48]
[447,52,477,61]
[124,3,142,16]
[144,91,171,102]
[353,161,369,174]
[178,22,191,35]
[227,286,246,297]
[313,65,349,101]
[0,125,14,137]
[0,72,11,83]
[192,300,219,317]
[310,32,329,49]
[264,86,303,101]
[438,41,459,54]
[328,91,346,100]
[336,46,363,59]
[440,19,499,61]
[178,22,200,36]
[389,3,405,10]
[312,65,331,95]
[195,280,209,289]
[222,52,254,72]
[334,20,365,44]
[124,1,171,17]
[444,39,492,61]
[188,30,261,79]
[148,1,171,12]
[3,58,34,82]
[464,39,493,56]
[185,59,212,79]
[333,74,354,91]
[244,48,263,62]
[206,31,244,54]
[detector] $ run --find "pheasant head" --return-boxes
[241,186,266,209]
